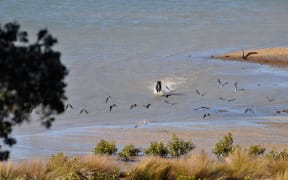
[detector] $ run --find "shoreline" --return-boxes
[211,47,288,67]
[11,118,288,162]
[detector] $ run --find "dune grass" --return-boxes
[1,149,287,180]
[0,133,287,180]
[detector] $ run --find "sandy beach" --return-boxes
[211,47,288,67]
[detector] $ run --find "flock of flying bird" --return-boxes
[64,77,286,126]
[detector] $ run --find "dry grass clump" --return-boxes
[127,156,177,180]
[175,151,225,180]
[80,154,120,179]
[223,149,271,179]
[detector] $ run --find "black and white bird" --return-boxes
[219,97,236,102]
[164,100,177,106]
[143,104,151,109]
[106,96,111,104]
[130,104,137,109]
[195,89,207,97]
[162,94,172,98]
[203,113,211,119]
[155,81,162,93]
[65,104,73,110]
[234,82,245,92]
[244,107,254,114]
[266,96,274,103]
[109,104,117,112]
[217,79,228,88]
[80,108,88,114]
[194,106,210,111]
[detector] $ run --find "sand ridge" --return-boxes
[211,47,288,67]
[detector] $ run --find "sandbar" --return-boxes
[211,47,288,67]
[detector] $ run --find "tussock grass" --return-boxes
[128,156,176,180]
[175,151,225,180]
[0,150,287,179]
[223,149,271,179]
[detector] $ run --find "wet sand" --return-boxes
[211,47,288,67]
[12,118,288,161]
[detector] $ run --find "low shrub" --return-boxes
[144,141,168,157]
[167,134,195,158]
[45,152,84,179]
[212,132,235,158]
[266,148,288,161]
[94,139,117,155]
[248,145,266,156]
[118,144,141,161]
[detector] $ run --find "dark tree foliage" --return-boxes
[0,22,68,160]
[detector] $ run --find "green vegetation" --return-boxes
[118,144,141,161]
[0,133,287,179]
[248,145,266,156]
[45,153,83,179]
[266,148,288,161]
[94,139,117,155]
[212,132,235,158]
[167,134,195,158]
[0,22,68,160]
[144,141,168,157]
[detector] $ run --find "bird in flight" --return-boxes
[65,104,73,110]
[244,107,254,114]
[266,96,274,103]
[80,108,88,114]
[155,81,162,93]
[106,96,111,104]
[194,106,210,110]
[130,104,137,109]
[143,104,151,109]
[234,82,245,92]
[219,97,236,102]
[164,100,177,106]
[195,89,207,96]
[110,104,117,112]
[217,79,228,88]
[162,94,172,98]
[203,113,211,119]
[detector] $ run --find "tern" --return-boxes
[155,81,162,93]
[130,104,137,109]
[217,79,228,88]
[244,107,254,114]
[80,109,88,114]
[110,104,117,112]
[195,89,207,96]
[65,104,73,110]
[106,96,111,104]
[234,82,245,92]
[164,100,177,106]
[203,113,211,119]
[143,104,151,109]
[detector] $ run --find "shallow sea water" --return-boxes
[1,0,288,160]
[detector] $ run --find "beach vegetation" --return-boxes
[0,134,287,179]
[118,144,141,161]
[248,145,266,156]
[266,148,288,161]
[212,132,235,158]
[167,134,195,158]
[45,152,83,179]
[144,141,168,157]
[93,139,117,155]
